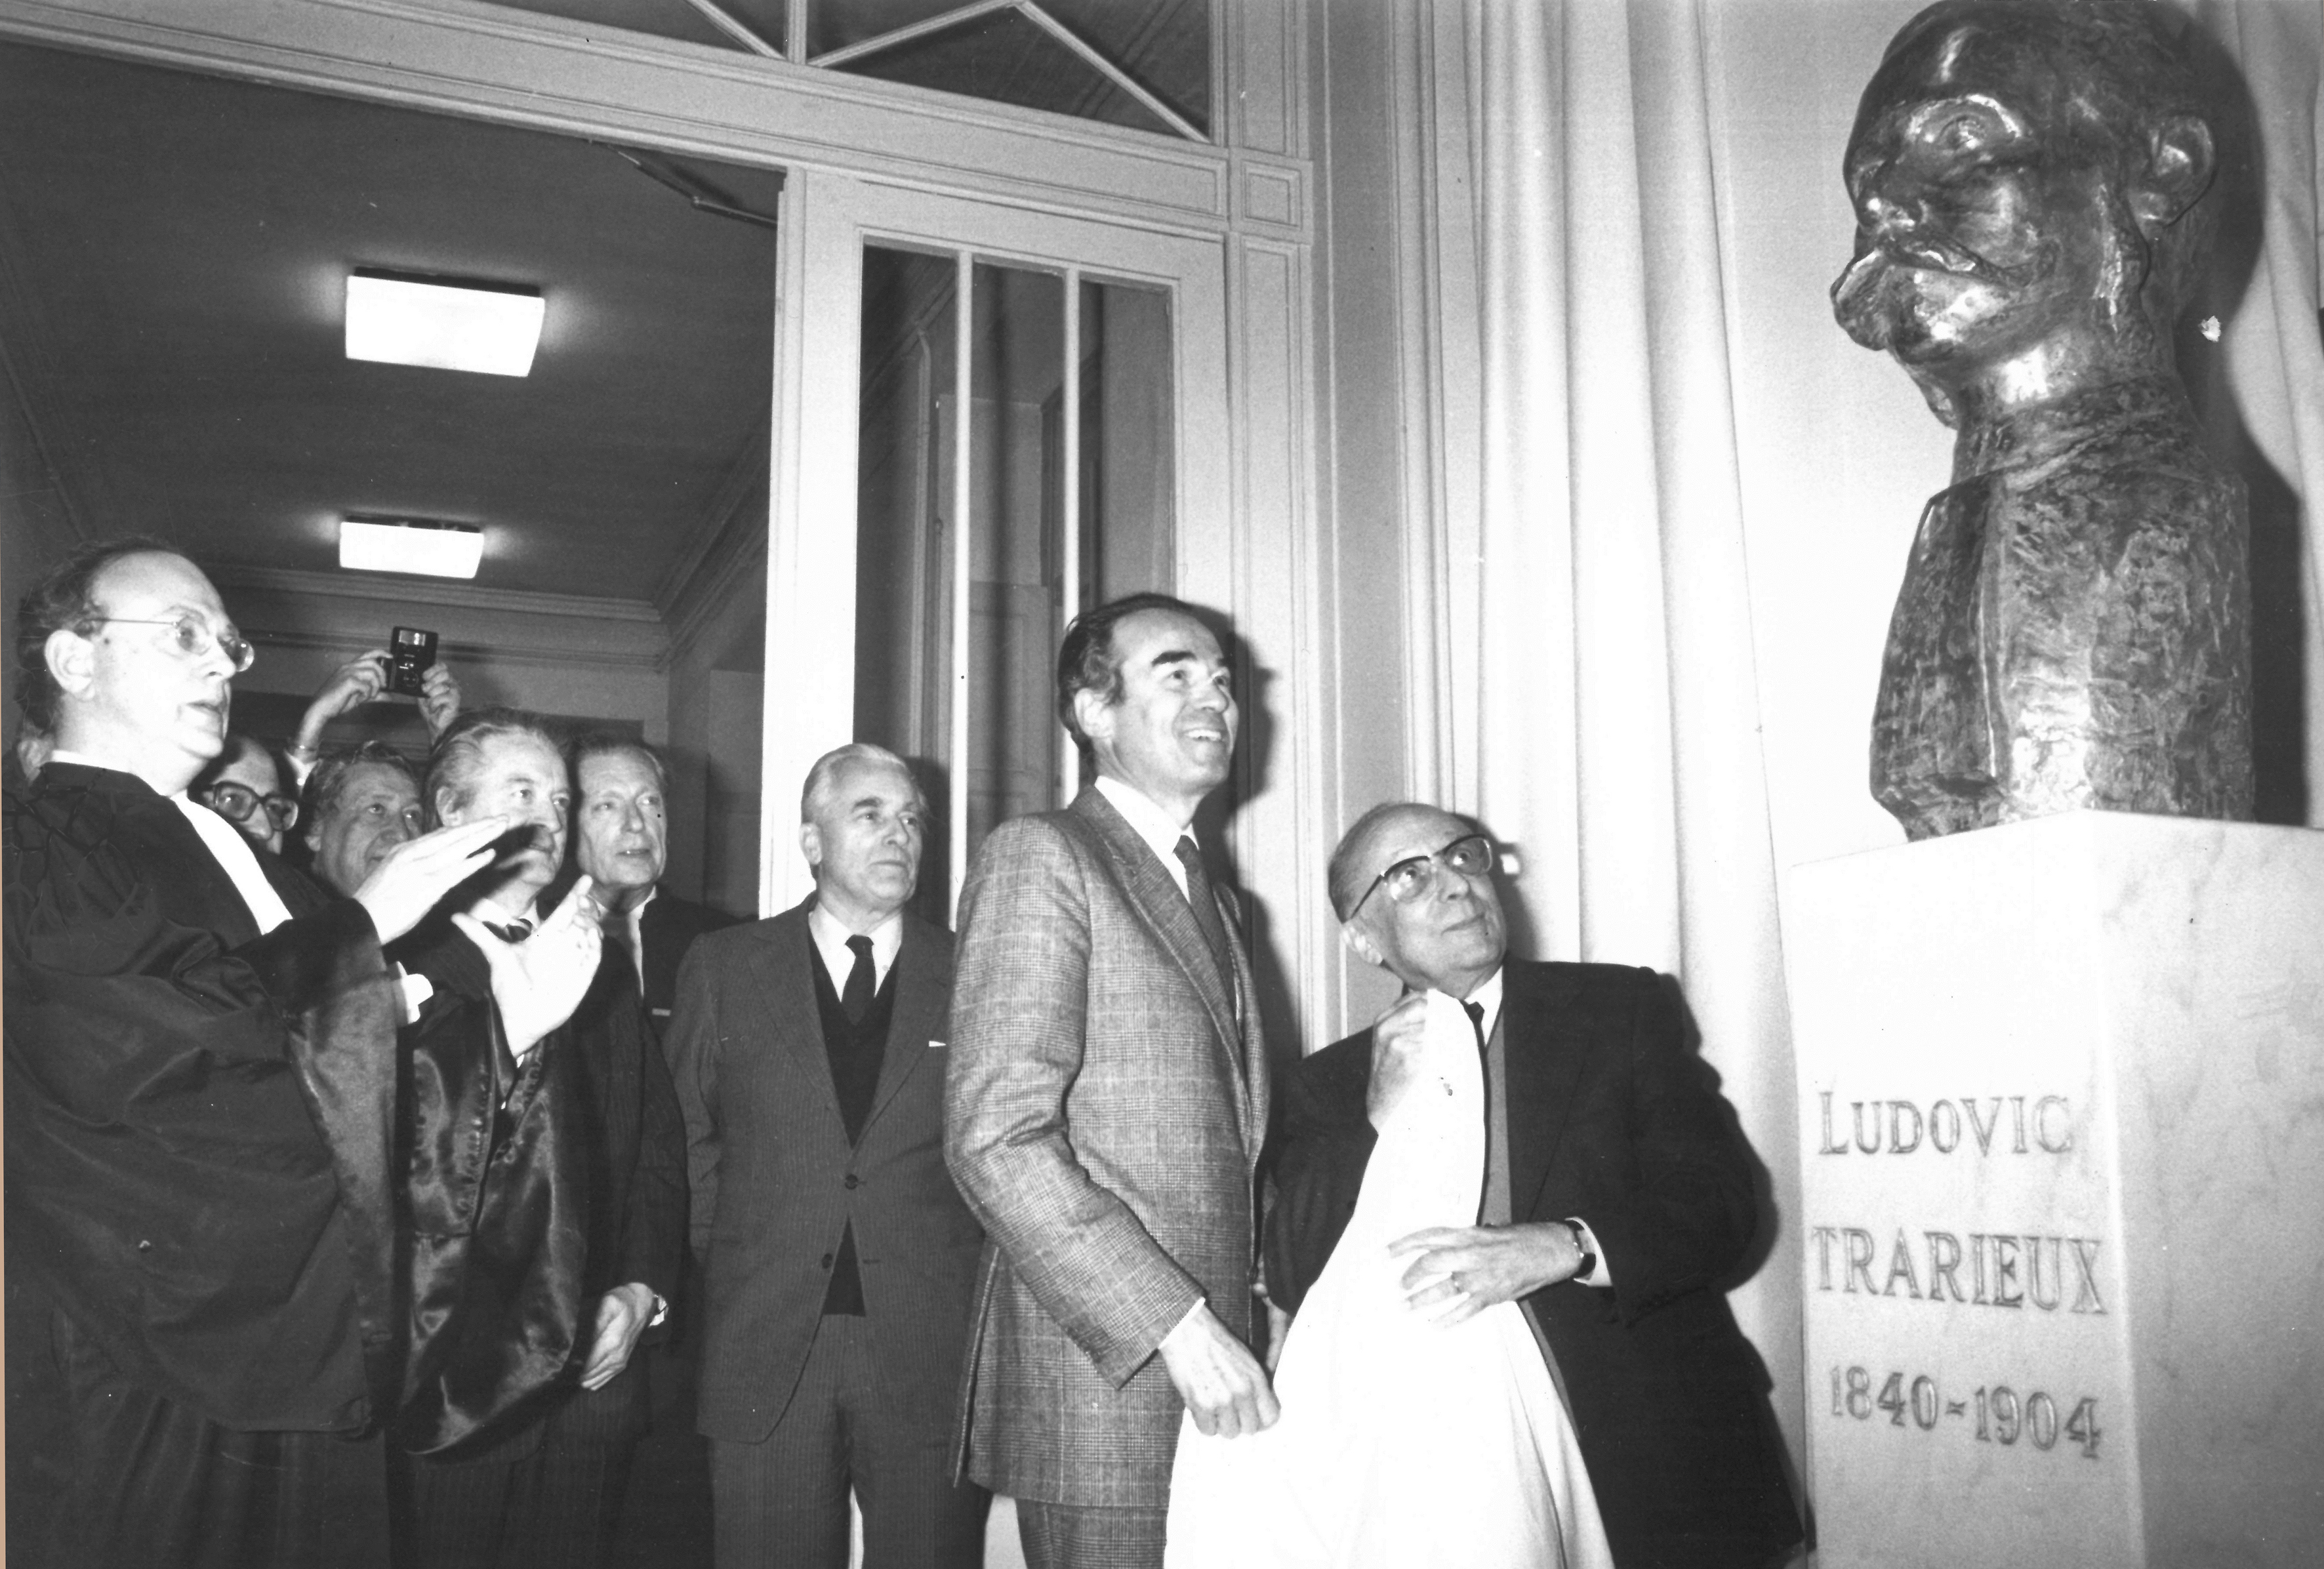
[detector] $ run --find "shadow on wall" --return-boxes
[1190,615,1301,1075]
[2181,15,2308,823]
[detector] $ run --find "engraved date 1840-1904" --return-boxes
[1830,1365,2101,1459]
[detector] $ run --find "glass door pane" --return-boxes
[852,242,1179,917]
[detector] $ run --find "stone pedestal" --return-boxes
[1785,813,2324,1569]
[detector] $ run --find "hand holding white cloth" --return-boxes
[1164,990,1612,1569]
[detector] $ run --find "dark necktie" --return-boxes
[1463,999,1486,1051]
[1173,835,1234,991]
[842,935,876,1025]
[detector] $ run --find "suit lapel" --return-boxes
[861,913,941,1134]
[1070,789,1255,1148]
[1505,960,1588,1219]
[745,899,845,1126]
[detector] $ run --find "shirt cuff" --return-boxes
[1158,1297,1208,1352]
[1570,1218,1612,1289]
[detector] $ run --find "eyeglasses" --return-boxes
[81,614,256,674]
[199,781,299,831]
[1351,832,1496,917]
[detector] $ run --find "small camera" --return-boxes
[388,626,439,698]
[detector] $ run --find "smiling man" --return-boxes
[3,539,515,1568]
[1265,803,1802,1569]
[946,593,1273,1569]
[670,743,986,1568]
[302,742,424,898]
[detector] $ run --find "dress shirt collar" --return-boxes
[808,899,903,992]
[1094,773,1200,902]
[1446,964,1505,1043]
[51,750,295,935]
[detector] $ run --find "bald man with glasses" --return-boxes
[1261,803,1802,1569]
[3,539,597,1569]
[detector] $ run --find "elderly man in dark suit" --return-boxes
[568,733,738,1566]
[571,734,738,1030]
[946,592,1275,1569]
[1267,802,1803,1569]
[670,742,987,1568]
[394,710,687,1569]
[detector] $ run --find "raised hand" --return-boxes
[1158,1300,1280,1437]
[417,662,463,741]
[296,649,390,751]
[1365,990,1432,1128]
[450,875,604,1058]
[350,817,509,944]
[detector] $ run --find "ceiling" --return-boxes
[0,2,1205,615]
[0,37,782,606]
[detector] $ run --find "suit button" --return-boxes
[819,1253,834,1270]
[844,1173,860,1190]
[136,1238,153,1252]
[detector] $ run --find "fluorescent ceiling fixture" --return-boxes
[344,269,544,377]
[339,517,485,579]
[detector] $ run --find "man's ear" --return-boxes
[1340,921,1383,969]
[1071,686,1114,753]
[2129,115,2216,234]
[798,819,823,876]
[44,627,94,703]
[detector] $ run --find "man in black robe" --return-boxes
[2,540,594,1569]
[394,711,685,1569]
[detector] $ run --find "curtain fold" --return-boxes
[1465,0,1804,1473]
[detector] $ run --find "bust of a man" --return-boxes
[1832,0,2252,840]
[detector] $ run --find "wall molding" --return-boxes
[0,0,1255,234]
[244,621,665,672]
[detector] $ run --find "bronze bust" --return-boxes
[1833,0,2252,840]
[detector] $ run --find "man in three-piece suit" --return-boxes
[1267,802,1803,1569]
[946,592,1276,1569]
[670,743,987,1568]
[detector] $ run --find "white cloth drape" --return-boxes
[1164,991,1611,1569]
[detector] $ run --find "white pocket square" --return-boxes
[928,1038,947,1050]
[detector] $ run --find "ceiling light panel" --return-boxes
[344,270,544,377]
[339,516,485,579]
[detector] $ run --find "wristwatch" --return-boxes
[1560,1218,1597,1282]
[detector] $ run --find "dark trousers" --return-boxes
[1015,1499,1169,1569]
[609,1283,714,1569]
[709,1316,987,1569]
[396,1360,649,1569]
[9,1302,389,1569]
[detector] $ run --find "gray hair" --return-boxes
[800,742,922,823]
[424,706,564,828]
[571,732,668,798]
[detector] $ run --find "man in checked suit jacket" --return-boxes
[947,593,1276,1569]
[670,743,988,1568]
[1267,802,1803,1569]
